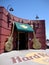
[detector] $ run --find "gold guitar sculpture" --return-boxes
[5,22,14,51]
[32,32,41,49]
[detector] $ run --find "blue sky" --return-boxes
[0,0,49,39]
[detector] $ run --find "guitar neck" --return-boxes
[11,22,14,37]
[33,32,36,38]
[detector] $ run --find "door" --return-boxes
[19,32,28,50]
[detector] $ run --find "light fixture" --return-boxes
[35,15,39,19]
[7,4,14,12]
[9,7,14,11]
[7,5,14,27]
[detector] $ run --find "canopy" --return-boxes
[14,22,34,32]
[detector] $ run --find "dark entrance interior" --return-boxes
[19,32,28,50]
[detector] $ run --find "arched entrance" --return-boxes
[14,22,34,50]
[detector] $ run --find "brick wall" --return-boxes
[0,7,11,53]
[0,6,46,53]
[35,20,46,49]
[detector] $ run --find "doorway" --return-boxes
[18,32,28,50]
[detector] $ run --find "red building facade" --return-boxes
[0,6,46,53]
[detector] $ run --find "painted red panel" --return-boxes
[0,42,5,49]
[2,13,7,22]
[1,35,8,43]
[23,19,30,24]
[2,7,8,16]
[0,20,2,27]
[0,6,4,12]
[36,28,44,33]
[14,16,19,21]
[1,27,10,35]
[0,13,3,19]
[0,50,4,54]
[36,34,45,38]
[2,21,11,29]
[0,13,7,22]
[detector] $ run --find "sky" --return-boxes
[0,0,49,39]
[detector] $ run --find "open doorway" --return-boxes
[18,32,28,50]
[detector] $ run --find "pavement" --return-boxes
[0,49,49,65]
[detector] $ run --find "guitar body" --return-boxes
[32,32,41,49]
[5,36,13,51]
[33,38,41,49]
[5,22,14,51]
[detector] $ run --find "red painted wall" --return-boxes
[0,6,46,53]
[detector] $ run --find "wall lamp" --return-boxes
[7,5,14,27]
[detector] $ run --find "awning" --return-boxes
[14,22,34,32]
